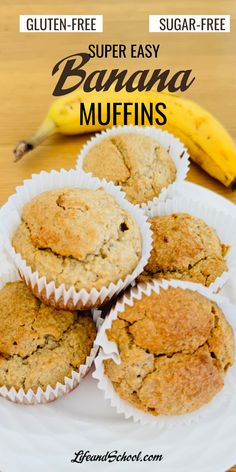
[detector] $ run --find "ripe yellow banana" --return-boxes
[14,90,236,189]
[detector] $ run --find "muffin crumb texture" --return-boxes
[12,187,141,291]
[0,282,96,392]
[138,213,228,286]
[82,134,176,204]
[104,287,234,416]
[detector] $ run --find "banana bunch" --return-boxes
[14,90,236,189]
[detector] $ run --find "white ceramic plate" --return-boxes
[0,181,236,472]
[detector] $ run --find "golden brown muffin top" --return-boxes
[12,187,141,291]
[82,134,176,205]
[0,282,96,392]
[20,187,139,261]
[104,287,234,416]
[139,213,228,286]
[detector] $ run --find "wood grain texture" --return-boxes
[0,1,236,470]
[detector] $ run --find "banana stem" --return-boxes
[13,117,56,162]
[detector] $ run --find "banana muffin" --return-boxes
[0,281,96,392]
[104,287,234,416]
[81,134,176,204]
[138,213,228,286]
[12,187,142,291]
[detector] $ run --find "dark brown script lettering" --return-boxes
[52,53,195,96]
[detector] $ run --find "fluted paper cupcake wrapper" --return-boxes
[76,125,190,208]
[93,279,236,428]
[0,169,152,310]
[145,195,236,292]
[0,262,103,405]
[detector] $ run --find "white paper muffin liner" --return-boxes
[93,279,236,427]
[0,169,152,310]
[0,263,104,405]
[145,195,236,292]
[76,125,190,208]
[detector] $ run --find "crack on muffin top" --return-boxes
[104,287,234,416]
[82,134,177,204]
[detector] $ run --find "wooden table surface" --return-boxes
[0,1,236,470]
